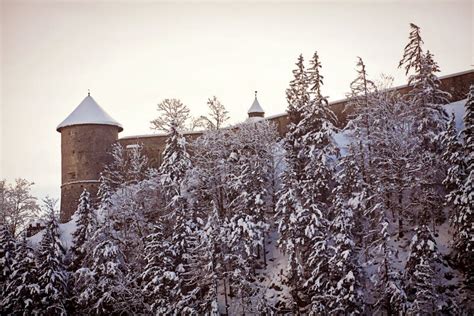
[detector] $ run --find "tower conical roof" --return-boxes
[247,92,265,115]
[57,94,123,132]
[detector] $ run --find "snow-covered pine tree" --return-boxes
[304,52,339,313]
[198,204,223,315]
[100,143,129,192]
[97,173,113,209]
[276,52,338,312]
[70,189,96,271]
[187,130,238,313]
[275,54,312,311]
[451,85,474,297]
[100,143,149,194]
[141,222,179,314]
[2,234,41,314]
[398,23,424,76]
[404,225,438,314]
[0,223,16,297]
[223,120,276,313]
[372,211,407,315]
[144,118,202,313]
[327,153,363,314]
[169,197,204,314]
[159,121,192,206]
[399,24,450,153]
[37,197,68,315]
[442,113,465,206]
[87,226,131,315]
[286,54,309,126]
[346,57,377,185]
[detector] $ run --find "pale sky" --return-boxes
[1,0,473,201]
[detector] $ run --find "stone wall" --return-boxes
[118,132,202,169]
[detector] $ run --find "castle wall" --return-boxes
[60,124,120,222]
[59,70,473,222]
[118,132,202,169]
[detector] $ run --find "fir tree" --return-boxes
[37,197,68,315]
[346,57,377,185]
[198,205,223,315]
[0,223,15,297]
[442,113,465,205]
[373,214,407,315]
[276,52,338,312]
[399,24,450,152]
[2,234,41,314]
[143,118,200,313]
[451,85,474,301]
[158,121,192,205]
[88,227,131,315]
[100,143,149,193]
[141,222,180,314]
[404,225,438,314]
[70,189,96,271]
[327,154,363,314]
[398,23,424,75]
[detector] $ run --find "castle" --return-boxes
[57,70,474,222]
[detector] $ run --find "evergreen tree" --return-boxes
[276,52,338,312]
[372,212,407,315]
[224,121,276,312]
[198,205,223,315]
[327,154,363,314]
[398,23,424,75]
[142,118,201,313]
[100,143,149,193]
[0,223,15,297]
[346,57,377,185]
[399,24,450,152]
[88,226,131,315]
[442,113,465,205]
[37,197,68,315]
[276,54,312,311]
[451,85,474,301]
[2,234,41,314]
[70,189,96,271]
[404,225,438,314]
[158,121,192,205]
[141,222,180,314]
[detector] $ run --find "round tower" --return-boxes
[247,90,265,119]
[57,93,122,222]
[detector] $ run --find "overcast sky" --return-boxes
[1,0,473,201]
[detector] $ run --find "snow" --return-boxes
[444,98,467,130]
[333,129,352,156]
[57,95,123,132]
[248,97,265,114]
[29,217,77,250]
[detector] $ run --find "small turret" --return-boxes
[247,90,265,119]
[57,93,122,222]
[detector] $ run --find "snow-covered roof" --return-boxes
[248,96,265,114]
[57,94,123,132]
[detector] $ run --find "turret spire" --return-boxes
[247,91,265,118]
